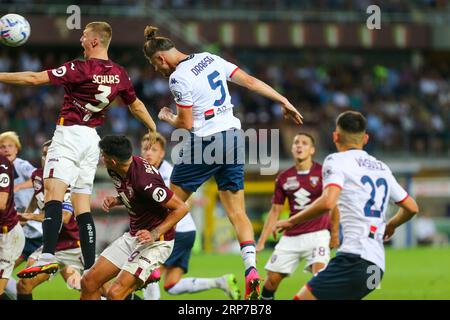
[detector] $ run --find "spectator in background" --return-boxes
[415,212,449,246]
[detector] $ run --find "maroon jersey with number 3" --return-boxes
[47,58,137,127]
[272,162,330,236]
[0,155,18,232]
[107,156,175,239]
[31,168,80,251]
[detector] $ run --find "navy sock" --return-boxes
[76,212,96,270]
[261,287,275,300]
[42,200,63,255]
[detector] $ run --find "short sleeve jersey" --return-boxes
[272,162,330,236]
[107,156,176,239]
[322,149,409,271]
[47,58,137,127]
[168,52,241,137]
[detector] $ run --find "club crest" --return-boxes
[309,176,320,188]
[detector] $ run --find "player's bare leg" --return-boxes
[0,279,9,299]
[17,178,67,279]
[81,256,120,300]
[169,183,192,202]
[311,262,326,275]
[107,270,142,300]
[261,271,286,300]
[294,285,317,300]
[219,189,260,300]
[71,192,96,272]
[16,257,51,299]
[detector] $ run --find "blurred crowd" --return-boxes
[0,49,449,167]
[1,0,449,11]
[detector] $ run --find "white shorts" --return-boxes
[101,232,174,283]
[265,229,331,274]
[44,125,100,194]
[0,223,25,279]
[30,246,84,272]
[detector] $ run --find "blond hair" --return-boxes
[0,131,21,151]
[142,132,166,150]
[86,21,112,48]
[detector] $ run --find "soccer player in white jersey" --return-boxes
[140,133,241,300]
[142,26,302,300]
[276,111,419,300]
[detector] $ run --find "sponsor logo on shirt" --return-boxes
[0,173,10,188]
[283,176,300,190]
[51,66,67,77]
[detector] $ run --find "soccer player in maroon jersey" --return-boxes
[0,154,25,300]
[0,22,157,278]
[256,133,340,300]
[16,140,83,299]
[80,135,189,300]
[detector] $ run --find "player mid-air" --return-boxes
[80,135,189,300]
[256,133,340,300]
[0,21,157,278]
[142,25,303,299]
[276,111,419,300]
[140,133,241,300]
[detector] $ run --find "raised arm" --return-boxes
[256,204,283,252]
[158,105,193,130]
[0,71,50,86]
[230,69,303,125]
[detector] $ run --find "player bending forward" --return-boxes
[140,133,240,300]
[256,133,340,300]
[276,111,419,300]
[142,26,303,299]
[80,135,189,300]
[16,140,83,299]
[0,21,157,278]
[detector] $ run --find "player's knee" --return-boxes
[16,279,33,294]
[106,284,124,300]
[80,273,98,293]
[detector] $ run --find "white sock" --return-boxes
[144,283,161,300]
[40,253,55,261]
[240,242,256,272]
[4,278,17,300]
[166,278,223,295]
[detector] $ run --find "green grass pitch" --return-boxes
[13,247,450,300]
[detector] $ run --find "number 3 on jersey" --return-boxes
[361,175,388,218]
[84,85,111,113]
[207,70,226,106]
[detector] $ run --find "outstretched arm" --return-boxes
[0,71,50,86]
[128,98,157,134]
[230,69,303,125]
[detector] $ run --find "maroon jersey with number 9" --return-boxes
[47,58,137,127]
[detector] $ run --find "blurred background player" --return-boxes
[0,131,40,299]
[256,133,340,300]
[276,111,420,300]
[140,133,240,300]
[0,153,25,300]
[0,21,157,278]
[16,140,83,299]
[142,25,303,299]
[80,135,189,300]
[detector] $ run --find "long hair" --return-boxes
[143,26,175,59]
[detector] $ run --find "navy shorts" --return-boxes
[21,237,43,260]
[171,129,244,192]
[307,252,384,300]
[164,231,196,273]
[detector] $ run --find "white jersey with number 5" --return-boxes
[322,149,409,271]
[169,52,241,137]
